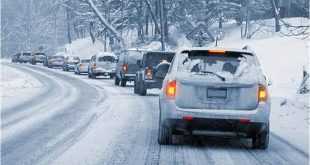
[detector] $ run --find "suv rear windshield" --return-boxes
[34,53,45,56]
[81,59,90,63]
[98,56,116,62]
[23,53,31,56]
[178,51,257,76]
[143,52,174,67]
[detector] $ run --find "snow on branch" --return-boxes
[85,0,125,49]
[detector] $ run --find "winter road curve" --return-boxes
[1,63,309,165]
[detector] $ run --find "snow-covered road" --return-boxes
[1,63,309,165]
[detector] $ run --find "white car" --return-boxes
[158,47,271,149]
[19,52,33,63]
[75,59,90,74]
[88,52,117,79]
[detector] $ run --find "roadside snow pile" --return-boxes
[64,37,105,59]
[1,63,43,110]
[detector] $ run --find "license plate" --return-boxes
[207,88,227,99]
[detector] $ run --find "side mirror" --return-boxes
[137,60,142,67]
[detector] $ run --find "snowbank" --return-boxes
[64,37,105,59]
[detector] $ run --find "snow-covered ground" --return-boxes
[1,61,43,110]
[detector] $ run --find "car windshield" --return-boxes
[35,53,45,56]
[143,53,174,67]
[81,59,90,63]
[98,56,116,62]
[23,53,31,56]
[178,51,256,76]
[51,56,64,60]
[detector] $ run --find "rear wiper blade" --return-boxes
[200,71,226,81]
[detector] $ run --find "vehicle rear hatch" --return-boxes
[97,56,116,70]
[125,51,143,74]
[175,49,260,110]
[143,52,175,80]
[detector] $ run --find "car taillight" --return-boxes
[145,67,153,80]
[166,80,177,99]
[258,85,268,102]
[92,63,96,69]
[122,64,128,73]
[80,64,83,67]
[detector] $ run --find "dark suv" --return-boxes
[11,53,21,63]
[115,49,144,86]
[134,51,175,95]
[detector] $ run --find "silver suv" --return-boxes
[88,52,117,79]
[158,47,271,149]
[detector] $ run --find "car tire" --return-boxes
[139,81,147,96]
[134,80,138,94]
[115,76,120,86]
[252,123,269,149]
[120,79,126,87]
[158,117,172,145]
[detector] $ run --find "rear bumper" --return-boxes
[144,80,163,89]
[159,95,270,125]
[122,73,136,81]
[65,64,76,69]
[165,118,267,137]
[93,69,115,76]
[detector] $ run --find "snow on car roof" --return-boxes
[97,52,117,57]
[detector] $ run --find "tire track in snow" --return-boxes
[2,64,100,165]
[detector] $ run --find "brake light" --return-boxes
[80,64,83,67]
[92,63,96,69]
[122,64,128,73]
[145,67,153,79]
[258,85,268,102]
[166,80,177,99]
[208,49,226,54]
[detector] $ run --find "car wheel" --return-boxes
[139,81,147,96]
[252,123,269,149]
[121,79,126,87]
[115,76,120,86]
[134,80,138,94]
[158,116,172,145]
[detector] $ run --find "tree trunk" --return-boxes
[144,0,160,34]
[145,11,149,36]
[271,0,281,32]
[66,6,72,44]
[159,0,165,51]
[163,0,168,41]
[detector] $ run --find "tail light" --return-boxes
[80,64,83,68]
[166,80,177,99]
[92,63,96,69]
[145,67,153,80]
[258,85,268,102]
[122,64,128,73]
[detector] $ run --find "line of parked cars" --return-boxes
[11,46,271,149]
